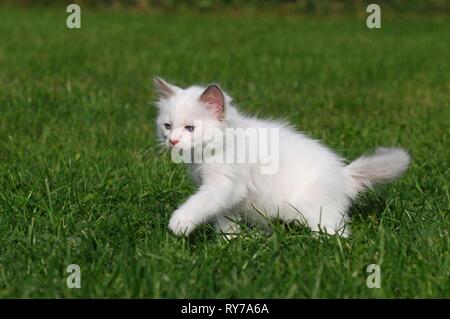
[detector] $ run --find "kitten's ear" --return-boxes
[200,85,225,119]
[153,77,178,99]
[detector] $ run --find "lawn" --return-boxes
[0,6,449,298]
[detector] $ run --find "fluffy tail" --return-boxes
[346,147,410,195]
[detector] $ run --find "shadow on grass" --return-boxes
[349,188,392,221]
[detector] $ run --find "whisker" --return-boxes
[140,143,163,157]
[153,144,169,166]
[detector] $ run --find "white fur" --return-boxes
[155,79,410,238]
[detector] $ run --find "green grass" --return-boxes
[0,6,449,298]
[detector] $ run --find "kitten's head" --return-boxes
[154,77,230,151]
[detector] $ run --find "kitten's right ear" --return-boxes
[153,77,178,99]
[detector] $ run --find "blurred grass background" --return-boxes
[4,0,450,15]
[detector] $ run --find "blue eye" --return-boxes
[164,123,171,130]
[185,125,194,132]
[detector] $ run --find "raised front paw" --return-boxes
[168,209,198,236]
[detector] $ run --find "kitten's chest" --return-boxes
[186,163,202,186]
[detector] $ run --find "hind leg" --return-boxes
[309,219,351,237]
[307,208,350,237]
[286,202,351,237]
[214,214,242,240]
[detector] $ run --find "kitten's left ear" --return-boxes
[200,85,225,119]
[153,77,179,99]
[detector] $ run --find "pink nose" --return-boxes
[169,138,179,145]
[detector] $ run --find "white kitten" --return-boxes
[154,77,410,238]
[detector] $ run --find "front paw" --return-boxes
[168,209,198,236]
